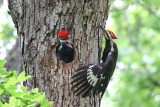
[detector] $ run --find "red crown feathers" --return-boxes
[106,30,118,39]
[58,30,69,40]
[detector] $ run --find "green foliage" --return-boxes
[0,60,53,107]
[0,9,17,57]
[0,21,17,47]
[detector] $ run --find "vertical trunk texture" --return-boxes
[8,0,109,106]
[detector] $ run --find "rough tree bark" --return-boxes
[8,0,110,106]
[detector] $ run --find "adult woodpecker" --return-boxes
[56,30,74,63]
[71,26,118,98]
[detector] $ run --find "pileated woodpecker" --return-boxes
[71,26,118,98]
[56,30,74,63]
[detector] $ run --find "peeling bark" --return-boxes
[8,0,110,106]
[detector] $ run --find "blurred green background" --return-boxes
[0,0,160,107]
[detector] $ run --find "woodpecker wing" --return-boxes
[71,63,104,97]
[93,52,116,98]
[71,52,116,98]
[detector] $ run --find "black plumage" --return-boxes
[56,43,74,63]
[71,34,118,98]
[56,30,74,63]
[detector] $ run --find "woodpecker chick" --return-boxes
[56,30,74,63]
[71,26,118,98]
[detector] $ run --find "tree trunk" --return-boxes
[8,0,110,106]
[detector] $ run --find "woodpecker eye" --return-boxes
[109,32,115,39]
[106,31,112,39]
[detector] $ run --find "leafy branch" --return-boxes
[0,60,53,107]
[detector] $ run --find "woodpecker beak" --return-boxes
[66,39,72,44]
[100,25,109,40]
[66,39,73,48]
